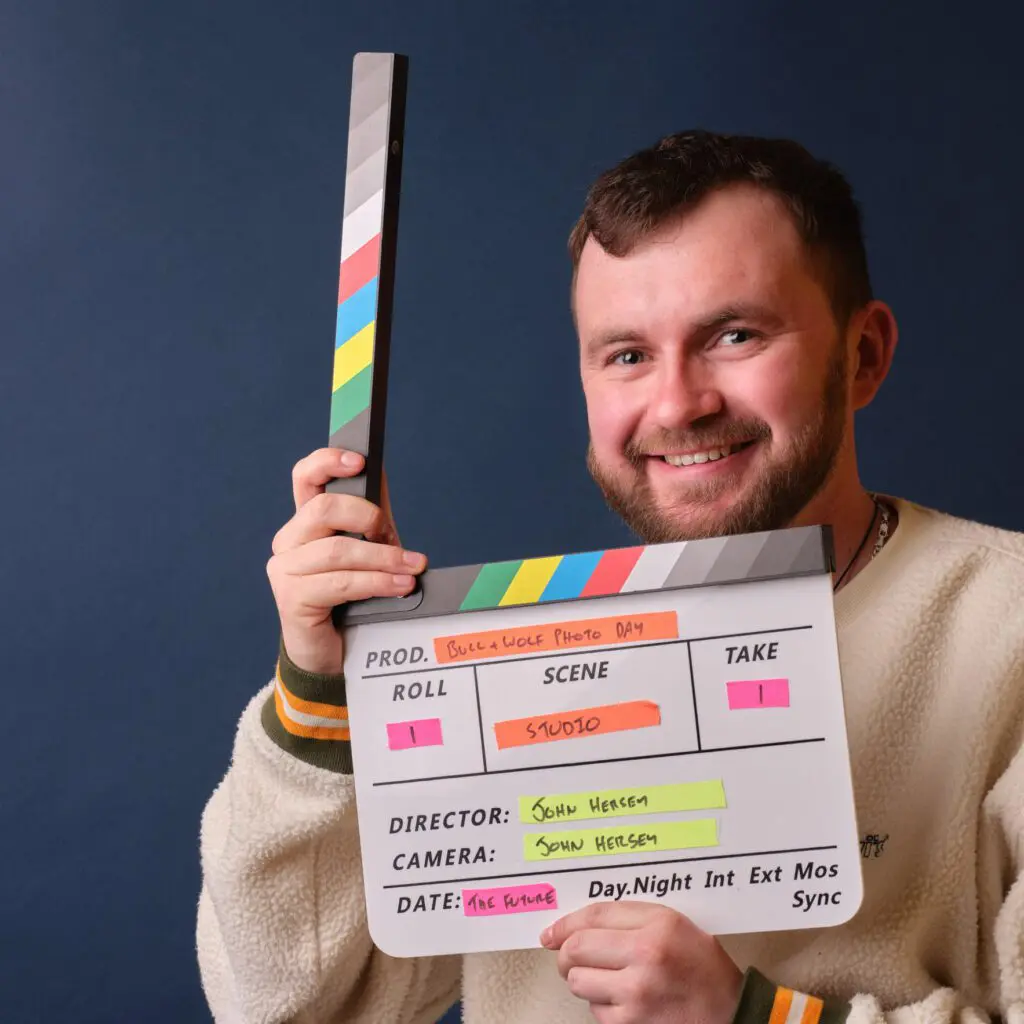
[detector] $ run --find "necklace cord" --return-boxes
[833,499,879,592]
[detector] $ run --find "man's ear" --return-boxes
[849,300,898,411]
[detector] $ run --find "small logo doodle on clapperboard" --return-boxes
[859,833,889,859]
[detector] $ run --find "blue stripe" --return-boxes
[539,550,604,602]
[335,277,378,348]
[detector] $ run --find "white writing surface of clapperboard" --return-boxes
[341,530,864,956]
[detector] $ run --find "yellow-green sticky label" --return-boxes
[523,818,719,862]
[518,781,726,825]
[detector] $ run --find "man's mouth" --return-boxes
[656,440,756,467]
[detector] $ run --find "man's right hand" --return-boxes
[266,448,427,675]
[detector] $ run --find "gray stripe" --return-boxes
[703,532,772,584]
[662,535,728,589]
[745,527,822,579]
[344,143,388,216]
[353,50,392,78]
[347,102,390,170]
[417,564,485,618]
[792,526,833,575]
[349,54,394,130]
[329,406,371,455]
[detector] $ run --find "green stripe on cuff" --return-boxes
[819,994,851,1024]
[261,696,354,774]
[260,638,353,773]
[731,969,851,1024]
[732,968,779,1024]
[277,639,348,706]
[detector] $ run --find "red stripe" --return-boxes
[579,547,644,597]
[338,234,381,304]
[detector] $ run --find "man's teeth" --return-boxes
[663,445,740,467]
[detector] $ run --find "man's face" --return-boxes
[577,185,851,542]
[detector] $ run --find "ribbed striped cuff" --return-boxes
[732,969,849,1024]
[260,639,353,774]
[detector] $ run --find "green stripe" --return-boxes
[459,560,523,610]
[730,969,779,1024]
[261,696,353,774]
[819,995,852,1024]
[330,364,373,435]
[278,637,348,706]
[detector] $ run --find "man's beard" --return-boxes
[587,346,849,542]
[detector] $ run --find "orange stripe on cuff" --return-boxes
[274,687,351,741]
[276,665,348,721]
[800,996,824,1024]
[769,988,794,1024]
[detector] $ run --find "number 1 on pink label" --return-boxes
[387,718,444,750]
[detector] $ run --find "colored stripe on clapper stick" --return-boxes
[327,52,408,508]
[458,547,646,611]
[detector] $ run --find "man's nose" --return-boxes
[648,362,724,428]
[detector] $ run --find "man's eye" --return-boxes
[611,350,644,366]
[719,328,754,346]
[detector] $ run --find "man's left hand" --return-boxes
[540,901,743,1024]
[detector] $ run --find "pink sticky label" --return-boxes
[727,678,790,710]
[462,883,558,917]
[386,718,444,750]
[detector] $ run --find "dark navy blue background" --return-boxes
[2,3,1022,1020]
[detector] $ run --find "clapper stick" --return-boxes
[327,52,408,509]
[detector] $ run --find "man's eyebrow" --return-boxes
[582,329,644,353]
[694,304,786,331]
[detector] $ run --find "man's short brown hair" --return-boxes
[568,130,873,324]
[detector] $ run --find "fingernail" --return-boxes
[403,551,426,569]
[340,450,363,467]
[392,574,414,587]
[539,927,552,946]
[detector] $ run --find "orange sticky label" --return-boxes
[493,699,661,750]
[434,611,677,665]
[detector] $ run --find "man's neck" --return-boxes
[794,474,887,592]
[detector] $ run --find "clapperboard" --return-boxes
[322,53,862,957]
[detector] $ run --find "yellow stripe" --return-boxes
[499,556,563,606]
[276,665,348,721]
[800,996,824,1024]
[333,322,375,392]
[768,988,794,1024]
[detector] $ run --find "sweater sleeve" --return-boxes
[196,645,461,1023]
[732,740,1024,1024]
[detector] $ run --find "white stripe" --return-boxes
[340,188,384,261]
[276,681,349,731]
[785,991,809,1024]
[622,543,686,592]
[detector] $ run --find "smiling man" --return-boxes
[197,132,1024,1024]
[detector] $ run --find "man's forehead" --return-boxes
[574,188,818,331]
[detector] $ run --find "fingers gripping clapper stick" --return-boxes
[327,52,408,508]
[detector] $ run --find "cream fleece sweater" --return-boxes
[197,499,1024,1024]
